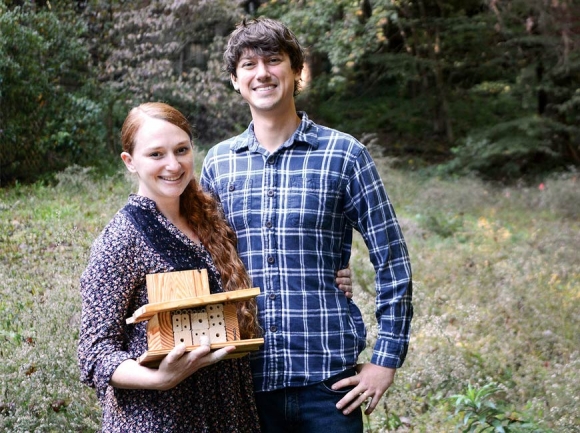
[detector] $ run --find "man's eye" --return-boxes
[177,147,190,154]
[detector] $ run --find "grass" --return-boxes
[0,157,578,432]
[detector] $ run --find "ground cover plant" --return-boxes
[0,157,578,432]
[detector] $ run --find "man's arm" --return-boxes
[334,146,413,415]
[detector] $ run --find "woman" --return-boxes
[78,102,261,432]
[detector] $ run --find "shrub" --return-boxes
[438,116,576,181]
[0,1,106,184]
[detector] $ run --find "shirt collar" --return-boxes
[128,193,158,211]
[229,111,320,153]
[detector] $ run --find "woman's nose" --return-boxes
[165,154,180,170]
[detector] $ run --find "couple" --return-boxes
[78,17,413,433]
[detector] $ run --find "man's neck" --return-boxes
[252,108,301,153]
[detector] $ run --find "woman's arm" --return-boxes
[79,216,237,392]
[110,338,236,391]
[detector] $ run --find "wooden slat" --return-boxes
[146,269,210,303]
[136,338,264,367]
[126,288,261,324]
[158,311,174,349]
[223,303,240,341]
[145,312,175,350]
[146,315,162,350]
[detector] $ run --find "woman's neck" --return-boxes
[158,199,200,244]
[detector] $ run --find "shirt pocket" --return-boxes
[217,179,253,231]
[287,175,342,229]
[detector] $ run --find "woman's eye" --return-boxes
[149,152,161,158]
[177,147,190,154]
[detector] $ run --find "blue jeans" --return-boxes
[254,368,363,433]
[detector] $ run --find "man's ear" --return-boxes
[120,152,136,173]
[230,74,240,92]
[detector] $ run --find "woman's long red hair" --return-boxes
[122,102,260,339]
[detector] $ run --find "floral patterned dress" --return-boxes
[78,194,260,432]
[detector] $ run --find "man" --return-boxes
[200,17,413,433]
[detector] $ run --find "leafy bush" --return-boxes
[81,0,250,148]
[439,116,576,181]
[0,1,106,184]
[448,382,541,432]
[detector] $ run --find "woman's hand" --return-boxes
[155,337,236,390]
[110,336,236,391]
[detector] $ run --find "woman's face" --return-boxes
[121,116,194,205]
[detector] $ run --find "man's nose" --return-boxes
[256,61,271,79]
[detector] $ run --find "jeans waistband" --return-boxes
[322,367,357,388]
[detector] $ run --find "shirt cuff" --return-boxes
[371,337,408,369]
[94,352,134,395]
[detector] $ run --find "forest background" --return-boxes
[0,0,579,432]
[2,0,580,183]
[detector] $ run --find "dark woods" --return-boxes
[1,0,579,184]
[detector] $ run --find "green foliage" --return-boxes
[81,0,250,147]
[439,116,574,180]
[449,383,541,432]
[2,0,580,181]
[0,1,107,184]
[261,0,377,82]
[417,212,465,239]
[259,0,580,181]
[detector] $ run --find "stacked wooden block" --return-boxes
[172,304,228,346]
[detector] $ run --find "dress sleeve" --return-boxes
[77,214,144,394]
[344,146,413,369]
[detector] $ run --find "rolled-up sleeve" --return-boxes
[345,147,413,368]
[77,218,144,395]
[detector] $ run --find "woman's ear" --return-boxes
[120,152,136,173]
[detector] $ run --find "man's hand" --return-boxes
[332,363,396,415]
[336,266,353,299]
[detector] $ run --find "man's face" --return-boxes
[231,49,300,115]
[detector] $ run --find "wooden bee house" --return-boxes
[126,269,263,367]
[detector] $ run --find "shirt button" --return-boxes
[269,325,277,332]
[267,190,274,197]
[269,293,276,300]
[267,256,275,264]
[228,184,235,191]
[265,221,272,228]
[267,158,275,165]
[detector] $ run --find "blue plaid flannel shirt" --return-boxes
[200,112,413,392]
